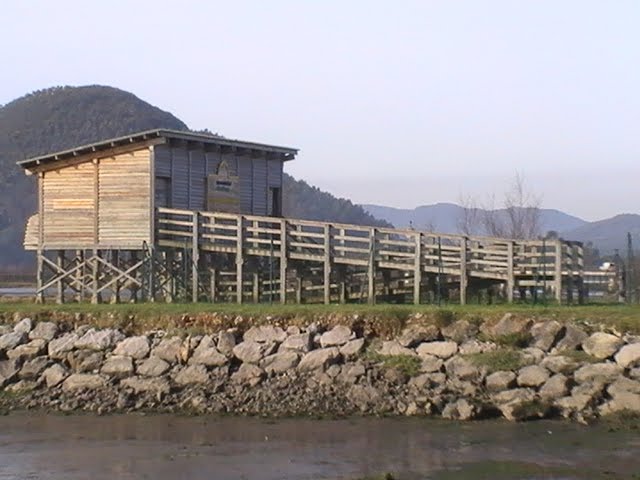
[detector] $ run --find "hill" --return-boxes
[363,203,587,235]
[0,85,387,271]
[561,214,640,254]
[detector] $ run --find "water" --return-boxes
[0,415,638,480]
[0,287,35,297]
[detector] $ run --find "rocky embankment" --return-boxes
[1,314,639,422]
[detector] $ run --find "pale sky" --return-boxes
[2,1,638,221]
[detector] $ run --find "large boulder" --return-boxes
[445,356,484,382]
[614,343,640,369]
[540,355,580,374]
[319,326,353,348]
[419,355,444,373]
[18,356,50,380]
[121,376,170,395]
[151,336,183,364]
[340,338,366,359]
[442,398,476,420]
[7,339,46,361]
[378,340,416,357]
[492,388,543,421]
[41,363,69,388]
[573,363,623,384]
[582,333,623,360]
[29,322,58,341]
[485,371,516,392]
[189,336,228,367]
[0,359,20,388]
[517,365,549,388]
[75,328,124,351]
[441,320,478,344]
[552,325,588,353]
[298,347,341,372]
[486,314,533,338]
[233,341,275,364]
[280,333,312,353]
[101,356,134,378]
[137,357,171,377]
[13,318,33,335]
[113,336,150,359]
[231,363,264,386]
[530,321,563,352]
[0,331,28,352]
[216,330,237,356]
[174,365,210,386]
[416,341,458,359]
[398,325,440,347]
[62,373,106,392]
[261,351,300,375]
[68,350,104,373]
[48,333,78,359]
[243,325,287,344]
[539,373,570,399]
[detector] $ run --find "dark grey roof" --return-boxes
[17,129,298,170]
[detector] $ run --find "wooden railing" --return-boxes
[154,207,583,304]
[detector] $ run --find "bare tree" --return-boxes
[458,173,542,239]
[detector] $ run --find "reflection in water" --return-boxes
[0,415,638,480]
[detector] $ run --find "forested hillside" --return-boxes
[0,85,387,271]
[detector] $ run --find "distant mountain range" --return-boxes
[362,203,640,255]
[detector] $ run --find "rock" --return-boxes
[339,363,366,384]
[62,373,106,392]
[607,377,640,396]
[539,374,570,399]
[231,363,264,386]
[261,351,300,375]
[517,365,549,388]
[553,325,588,353]
[286,325,301,335]
[397,324,440,347]
[555,387,601,417]
[280,333,312,353]
[19,356,50,380]
[298,347,341,372]
[419,354,444,373]
[441,320,479,343]
[319,325,353,348]
[521,348,545,365]
[121,376,170,395]
[416,341,458,359]
[7,339,46,361]
[101,356,134,378]
[0,359,20,388]
[6,380,37,393]
[13,318,33,334]
[48,333,78,359]
[600,391,640,414]
[138,357,170,377]
[339,338,365,359]
[243,325,287,344]
[0,331,28,352]
[582,332,623,360]
[174,365,210,386]
[348,384,382,411]
[630,367,640,380]
[442,398,476,420]
[531,321,563,352]
[0,325,10,335]
[458,340,497,355]
[189,336,228,367]
[540,355,580,374]
[487,314,533,338]
[29,322,58,341]
[75,328,124,351]
[445,356,484,382]
[233,340,275,364]
[216,330,236,356]
[492,388,538,421]
[614,343,640,368]
[69,351,104,373]
[152,336,183,364]
[485,371,516,392]
[378,340,417,357]
[113,336,150,359]
[574,363,623,384]
[41,363,69,388]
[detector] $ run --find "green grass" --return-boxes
[465,348,526,373]
[0,301,639,335]
[562,350,600,364]
[367,353,422,377]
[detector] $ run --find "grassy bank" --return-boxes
[0,301,639,336]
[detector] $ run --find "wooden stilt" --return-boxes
[368,228,376,305]
[507,241,515,303]
[236,216,244,304]
[210,268,217,303]
[323,224,331,305]
[192,212,200,303]
[414,232,422,305]
[111,251,120,304]
[36,250,44,304]
[554,240,563,304]
[91,249,99,304]
[56,250,65,304]
[280,219,288,304]
[459,237,468,305]
[253,272,260,303]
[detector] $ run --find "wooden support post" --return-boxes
[210,268,217,303]
[323,224,331,305]
[75,250,84,302]
[236,216,244,304]
[459,237,468,305]
[554,240,563,304]
[414,232,422,305]
[91,249,99,304]
[296,277,303,304]
[253,272,260,303]
[368,228,376,305]
[56,250,65,304]
[280,219,287,304]
[507,241,515,303]
[111,251,120,304]
[192,212,200,303]
[36,250,44,304]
